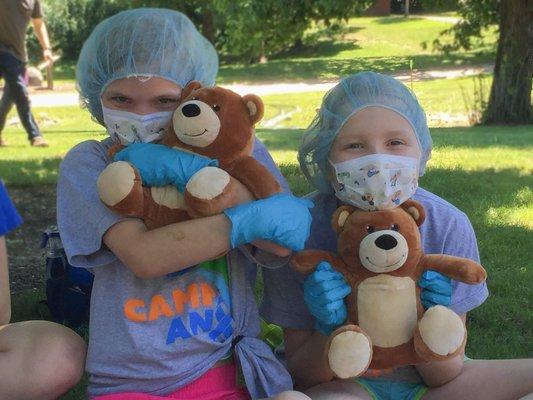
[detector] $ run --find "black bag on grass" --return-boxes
[41,227,93,328]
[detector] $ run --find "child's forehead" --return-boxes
[336,106,416,141]
[103,76,182,95]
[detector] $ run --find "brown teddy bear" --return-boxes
[97,82,282,229]
[291,200,487,379]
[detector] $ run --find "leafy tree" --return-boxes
[31,0,371,64]
[133,0,371,63]
[28,0,126,62]
[435,0,532,124]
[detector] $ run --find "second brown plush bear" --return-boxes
[291,200,487,379]
[97,82,282,229]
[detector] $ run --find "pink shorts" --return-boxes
[92,363,250,400]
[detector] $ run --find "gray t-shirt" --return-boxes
[260,189,489,382]
[0,0,43,62]
[57,137,292,398]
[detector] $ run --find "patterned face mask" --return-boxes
[329,153,419,211]
[101,104,174,145]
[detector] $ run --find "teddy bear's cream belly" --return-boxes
[357,275,417,348]
[150,186,186,209]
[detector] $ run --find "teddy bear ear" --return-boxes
[332,205,357,233]
[242,94,264,125]
[181,81,202,99]
[401,199,426,226]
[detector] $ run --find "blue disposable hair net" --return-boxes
[298,71,432,193]
[76,8,218,124]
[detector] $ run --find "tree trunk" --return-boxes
[201,7,215,44]
[484,0,533,124]
[364,0,391,16]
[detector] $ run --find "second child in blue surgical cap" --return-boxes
[57,8,312,400]
[263,72,533,399]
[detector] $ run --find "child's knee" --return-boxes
[24,321,86,387]
[271,390,312,400]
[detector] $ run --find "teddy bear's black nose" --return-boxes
[182,103,201,118]
[375,234,397,250]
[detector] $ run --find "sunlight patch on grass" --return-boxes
[485,187,533,229]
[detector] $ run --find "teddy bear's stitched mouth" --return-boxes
[365,255,405,269]
[182,129,208,137]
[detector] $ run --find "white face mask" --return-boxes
[101,105,174,145]
[330,153,419,211]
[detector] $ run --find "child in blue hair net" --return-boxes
[58,8,312,400]
[260,72,533,400]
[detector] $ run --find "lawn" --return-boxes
[40,15,497,88]
[219,16,496,84]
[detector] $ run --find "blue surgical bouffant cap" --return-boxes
[76,8,218,124]
[298,71,432,193]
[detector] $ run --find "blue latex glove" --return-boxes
[223,193,313,251]
[114,143,218,191]
[303,261,351,336]
[418,270,452,309]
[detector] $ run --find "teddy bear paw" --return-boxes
[327,325,373,379]
[97,161,141,206]
[186,166,231,200]
[416,305,465,359]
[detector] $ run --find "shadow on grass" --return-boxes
[431,125,533,149]
[218,51,495,84]
[257,126,532,154]
[0,157,62,187]
[256,128,305,151]
[277,40,361,60]
[374,16,427,24]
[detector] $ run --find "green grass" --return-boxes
[0,107,104,186]
[217,16,496,84]
[38,16,496,88]
[260,74,495,130]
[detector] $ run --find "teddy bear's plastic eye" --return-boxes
[366,225,375,234]
[212,104,220,112]
[391,224,400,231]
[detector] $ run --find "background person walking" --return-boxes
[0,0,53,147]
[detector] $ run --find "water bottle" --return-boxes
[41,226,69,322]
[40,226,93,328]
[41,226,68,280]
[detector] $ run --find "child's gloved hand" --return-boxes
[418,270,452,308]
[303,261,351,336]
[114,143,218,191]
[223,193,313,251]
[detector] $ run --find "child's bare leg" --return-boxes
[0,320,86,400]
[264,390,312,400]
[304,379,372,400]
[263,390,311,400]
[424,359,533,400]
